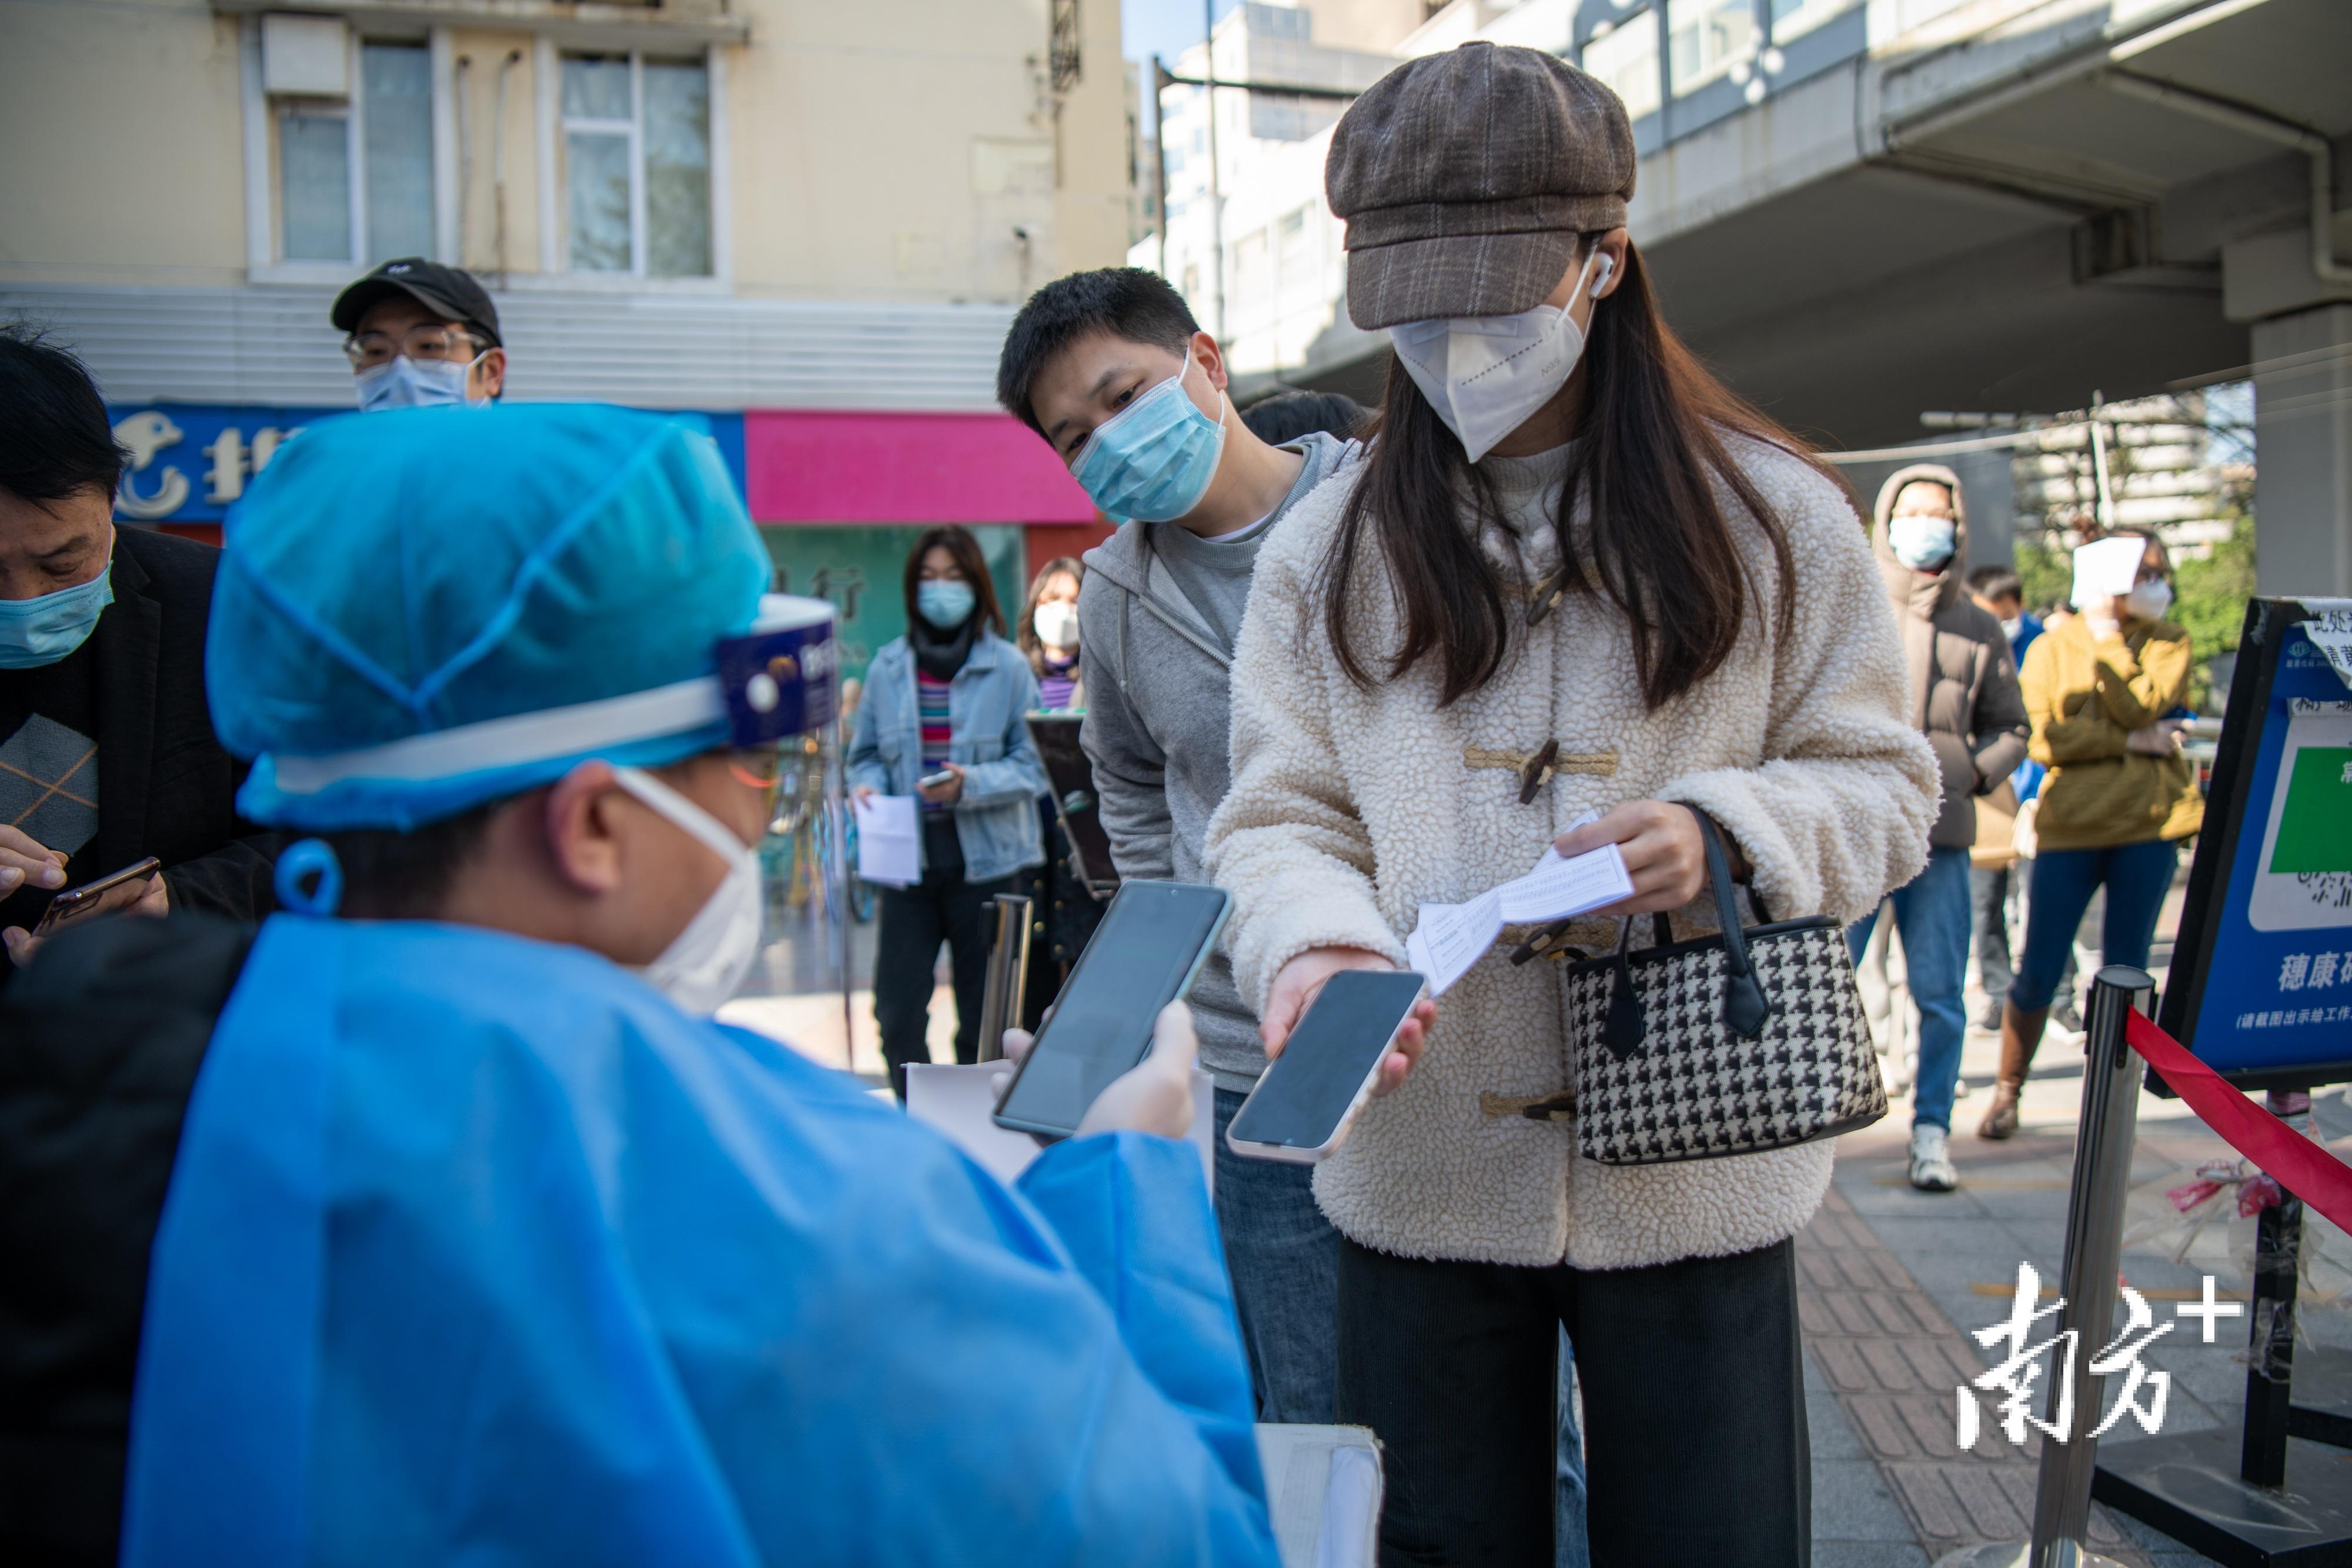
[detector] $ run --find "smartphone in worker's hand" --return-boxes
[1225,969,1428,1164]
[991,880,1229,1141]
[30,857,162,938]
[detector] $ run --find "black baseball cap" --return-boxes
[330,259,502,347]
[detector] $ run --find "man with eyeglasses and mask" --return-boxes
[330,259,507,412]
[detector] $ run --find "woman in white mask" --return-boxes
[1985,530,2201,1136]
[1201,42,1935,1566]
[1015,556,1101,1013]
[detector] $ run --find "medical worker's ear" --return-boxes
[542,761,630,894]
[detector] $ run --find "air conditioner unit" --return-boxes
[263,13,349,98]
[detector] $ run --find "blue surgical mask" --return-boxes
[1071,355,1228,523]
[0,555,115,670]
[354,353,480,413]
[1888,514,1957,571]
[916,579,976,630]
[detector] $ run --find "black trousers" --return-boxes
[873,817,1016,1099]
[1336,1233,1809,1568]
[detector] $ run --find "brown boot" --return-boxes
[1978,1004,2049,1140]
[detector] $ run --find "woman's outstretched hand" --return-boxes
[1553,800,1747,917]
[1262,947,1435,1098]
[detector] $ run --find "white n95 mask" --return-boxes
[613,766,764,1014]
[1388,249,1613,464]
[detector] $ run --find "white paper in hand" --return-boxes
[852,794,920,887]
[2070,536,2144,609]
[1404,836,1633,997]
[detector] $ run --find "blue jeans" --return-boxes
[1212,1088,1342,1423]
[2010,840,2177,1012]
[1847,845,1973,1132]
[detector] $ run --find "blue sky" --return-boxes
[1121,0,1239,69]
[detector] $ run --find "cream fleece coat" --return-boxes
[1204,437,1939,1271]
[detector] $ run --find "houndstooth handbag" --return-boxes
[1560,810,1885,1166]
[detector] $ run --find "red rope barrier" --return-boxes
[2124,1010,2352,1236]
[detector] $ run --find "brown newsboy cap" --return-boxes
[1327,42,1636,330]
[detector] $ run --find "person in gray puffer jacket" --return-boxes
[1860,463,2029,1193]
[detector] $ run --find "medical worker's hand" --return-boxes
[1262,947,1434,1098]
[997,1002,1200,1142]
[0,824,66,897]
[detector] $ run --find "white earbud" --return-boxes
[1591,252,1617,297]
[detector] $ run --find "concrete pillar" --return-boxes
[2253,303,2352,599]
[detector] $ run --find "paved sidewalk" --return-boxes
[1796,1004,2352,1567]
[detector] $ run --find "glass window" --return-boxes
[1769,0,1859,39]
[643,59,711,278]
[362,42,434,263]
[1277,205,1312,287]
[1234,229,1269,312]
[562,52,712,278]
[1668,0,1756,95]
[280,109,351,262]
[1581,13,1661,122]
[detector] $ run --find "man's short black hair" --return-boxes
[1967,564,2023,603]
[996,268,1201,436]
[0,324,129,506]
[1241,390,1369,447]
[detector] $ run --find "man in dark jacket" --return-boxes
[1857,464,2029,1192]
[0,327,277,971]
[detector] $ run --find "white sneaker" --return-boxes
[1909,1124,1959,1192]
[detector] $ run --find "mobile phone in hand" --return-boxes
[1225,969,1428,1163]
[31,857,163,938]
[992,880,1229,1141]
[918,768,958,790]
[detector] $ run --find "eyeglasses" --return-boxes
[728,738,825,837]
[343,325,486,369]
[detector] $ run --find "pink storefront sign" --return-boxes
[743,409,1098,524]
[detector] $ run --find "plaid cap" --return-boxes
[1327,42,1636,330]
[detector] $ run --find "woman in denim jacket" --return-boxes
[848,526,1047,1096]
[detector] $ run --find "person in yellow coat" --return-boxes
[1980,530,2203,1138]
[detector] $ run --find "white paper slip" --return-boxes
[1404,838,1633,997]
[2070,535,2144,609]
[903,1060,1216,1192]
[851,794,921,887]
[2299,599,2352,691]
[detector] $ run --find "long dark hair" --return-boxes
[901,525,1006,637]
[1318,239,1821,710]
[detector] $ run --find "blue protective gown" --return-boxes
[119,914,1281,1566]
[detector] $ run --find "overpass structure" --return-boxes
[1247,0,2351,596]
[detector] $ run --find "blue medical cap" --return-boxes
[209,404,772,831]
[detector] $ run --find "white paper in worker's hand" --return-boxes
[903,1061,1216,1192]
[1404,840,1632,997]
[852,794,920,886]
[2071,536,2145,609]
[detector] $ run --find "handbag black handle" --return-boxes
[1598,808,1775,1057]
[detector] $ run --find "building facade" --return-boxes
[1,0,1130,675]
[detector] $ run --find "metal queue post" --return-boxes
[974,893,1033,1064]
[1947,599,2352,1568]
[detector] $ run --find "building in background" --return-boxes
[0,0,1130,678]
[1130,0,2351,600]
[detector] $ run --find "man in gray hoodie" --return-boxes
[996,269,1362,1423]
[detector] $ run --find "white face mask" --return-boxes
[1033,600,1079,652]
[2124,578,2173,622]
[613,766,764,1014]
[1387,249,1614,464]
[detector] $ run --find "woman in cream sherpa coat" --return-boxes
[1204,42,1937,1568]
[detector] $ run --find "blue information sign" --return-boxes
[104,403,749,524]
[2161,600,2352,1085]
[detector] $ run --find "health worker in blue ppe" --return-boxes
[0,403,1284,1568]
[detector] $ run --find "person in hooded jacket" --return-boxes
[1856,466,2029,1191]
[848,527,1048,1099]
